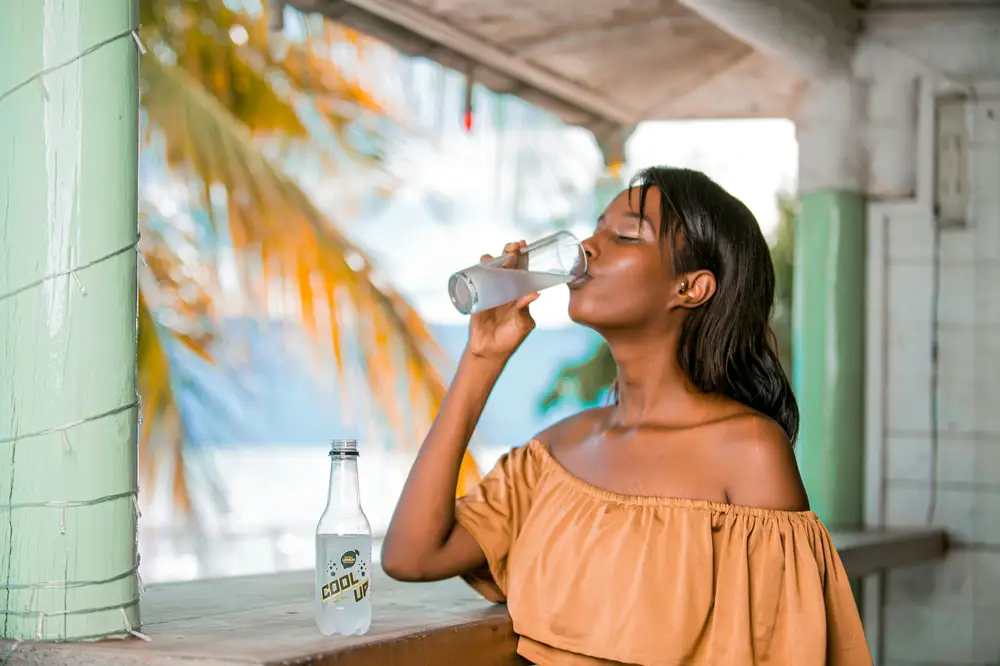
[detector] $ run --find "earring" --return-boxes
[679,281,688,294]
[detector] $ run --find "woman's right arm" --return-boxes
[381,242,538,582]
[380,350,506,581]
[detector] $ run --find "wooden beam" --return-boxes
[675,0,858,77]
[312,0,638,125]
[512,14,706,57]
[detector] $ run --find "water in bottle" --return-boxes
[449,265,572,315]
[315,439,372,636]
[447,230,587,315]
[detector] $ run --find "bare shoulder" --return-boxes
[532,406,613,453]
[714,413,809,512]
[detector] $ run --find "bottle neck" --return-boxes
[326,455,362,513]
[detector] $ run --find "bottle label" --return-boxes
[319,543,371,605]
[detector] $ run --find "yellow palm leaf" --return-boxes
[139,55,480,507]
[139,0,385,159]
[138,291,195,515]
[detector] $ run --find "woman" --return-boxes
[382,166,872,666]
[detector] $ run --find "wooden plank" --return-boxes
[328,0,639,124]
[0,529,946,665]
[0,571,520,666]
[286,0,806,125]
[833,528,948,578]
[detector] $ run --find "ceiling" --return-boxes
[287,0,815,131]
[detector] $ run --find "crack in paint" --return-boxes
[3,418,15,638]
[2,131,14,639]
[0,27,139,108]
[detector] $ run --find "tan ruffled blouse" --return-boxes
[454,440,872,666]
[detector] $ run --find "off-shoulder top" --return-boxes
[454,440,872,666]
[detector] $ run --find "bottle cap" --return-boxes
[329,439,359,457]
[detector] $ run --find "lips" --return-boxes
[568,273,592,289]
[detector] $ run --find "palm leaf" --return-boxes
[137,290,193,515]
[137,229,226,517]
[139,0,385,149]
[139,55,480,501]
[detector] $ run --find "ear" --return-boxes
[669,270,716,310]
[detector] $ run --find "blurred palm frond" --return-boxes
[136,1,480,515]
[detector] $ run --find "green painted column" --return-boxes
[793,77,868,532]
[0,0,141,642]
[793,191,867,529]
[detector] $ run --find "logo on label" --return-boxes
[320,549,370,604]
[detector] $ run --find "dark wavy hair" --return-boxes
[629,166,798,443]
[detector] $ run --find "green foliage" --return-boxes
[539,342,616,412]
[770,193,797,376]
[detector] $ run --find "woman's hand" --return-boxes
[466,241,540,364]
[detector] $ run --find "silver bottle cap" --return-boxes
[329,439,359,457]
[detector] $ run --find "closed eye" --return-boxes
[616,233,641,243]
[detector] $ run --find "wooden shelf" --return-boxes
[0,528,945,665]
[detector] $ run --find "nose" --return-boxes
[581,235,597,262]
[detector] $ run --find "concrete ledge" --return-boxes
[834,528,948,578]
[0,529,946,665]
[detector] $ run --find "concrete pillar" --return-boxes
[0,0,141,641]
[867,76,919,200]
[592,124,634,212]
[793,78,868,529]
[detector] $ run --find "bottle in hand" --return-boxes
[315,439,372,636]
[448,230,587,314]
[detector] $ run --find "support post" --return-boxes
[0,0,141,641]
[592,124,634,212]
[793,78,868,530]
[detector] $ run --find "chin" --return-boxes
[567,292,604,329]
[568,292,650,331]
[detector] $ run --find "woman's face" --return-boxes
[568,187,676,330]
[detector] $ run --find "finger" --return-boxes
[501,241,524,269]
[514,291,540,309]
[501,245,517,268]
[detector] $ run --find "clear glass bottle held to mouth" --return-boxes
[447,230,588,315]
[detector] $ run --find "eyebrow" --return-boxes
[597,212,654,230]
[624,212,653,225]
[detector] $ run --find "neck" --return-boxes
[326,455,362,513]
[605,326,694,427]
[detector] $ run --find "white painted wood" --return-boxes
[289,0,808,125]
[676,0,856,77]
[335,0,640,124]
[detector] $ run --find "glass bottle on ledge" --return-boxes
[315,439,372,636]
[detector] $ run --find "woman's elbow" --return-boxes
[380,542,425,582]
